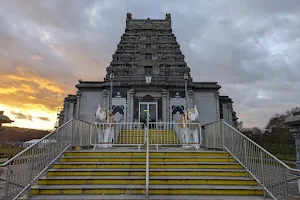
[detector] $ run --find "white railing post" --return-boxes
[221,120,225,150]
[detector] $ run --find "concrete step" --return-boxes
[60,156,235,163]
[20,194,272,200]
[62,155,232,159]
[53,162,242,169]
[30,185,264,195]
[38,175,257,185]
[64,151,230,157]
[48,168,246,177]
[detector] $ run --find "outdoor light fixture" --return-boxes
[184,73,188,81]
[109,73,114,112]
[110,73,114,80]
[184,74,189,109]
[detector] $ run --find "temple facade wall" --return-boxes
[78,90,103,123]
[193,91,218,125]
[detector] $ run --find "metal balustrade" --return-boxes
[0,119,91,200]
[203,120,300,200]
[90,122,146,150]
[4,118,299,200]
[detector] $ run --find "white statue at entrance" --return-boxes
[173,111,182,138]
[95,105,115,148]
[178,105,201,150]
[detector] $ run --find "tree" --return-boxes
[265,107,300,130]
[236,121,244,131]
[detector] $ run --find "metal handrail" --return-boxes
[222,120,299,172]
[145,124,149,200]
[203,120,300,200]
[90,122,146,150]
[0,120,72,167]
[147,122,202,149]
[2,119,91,200]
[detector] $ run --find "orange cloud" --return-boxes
[0,66,74,129]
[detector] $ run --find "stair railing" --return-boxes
[145,121,150,200]
[148,122,202,150]
[203,120,300,200]
[0,118,91,200]
[89,122,146,150]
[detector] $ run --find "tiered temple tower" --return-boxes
[105,13,191,86]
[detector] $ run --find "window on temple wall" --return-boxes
[145,66,152,75]
[145,53,152,60]
[146,44,151,49]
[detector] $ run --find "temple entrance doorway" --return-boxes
[139,102,157,124]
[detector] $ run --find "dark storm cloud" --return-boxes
[38,117,50,121]
[0,0,299,127]
[10,111,33,121]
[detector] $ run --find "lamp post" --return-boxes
[184,74,189,110]
[284,112,300,169]
[109,73,114,112]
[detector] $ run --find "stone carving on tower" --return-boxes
[105,13,191,86]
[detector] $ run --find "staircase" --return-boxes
[20,149,268,200]
[117,129,181,145]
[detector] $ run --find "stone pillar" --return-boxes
[63,102,70,123]
[127,89,135,123]
[162,89,168,122]
[102,89,108,110]
[293,133,300,169]
[227,104,233,126]
[188,90,194,108]
[68,102,74,120]
[75,91,82,118]
[214,92,220,120]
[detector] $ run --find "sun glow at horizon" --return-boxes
[0,67,72,130]
[0,104,58,130]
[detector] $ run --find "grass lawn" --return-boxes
[0,147,24,158]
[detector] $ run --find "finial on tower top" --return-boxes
[127,13,132,20]
[166,13,171,20]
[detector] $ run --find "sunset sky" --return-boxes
[0,0,300,130]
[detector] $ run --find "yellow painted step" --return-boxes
[30,188,144,195]
[38,179,145,185]
[61,157,146,162]
[148,171,246,177]
[148,189,263,195]
[60,157,235,163]
[64,152,146,156]
[150,152,230,157]
[38,178,257,186]
[53,163,145,169]
[30,185,263,196]
[48,170,246,177]
[150,163,242,169]
[53,163,242,169]
[48,171,146,176]
[64,151,230,157]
